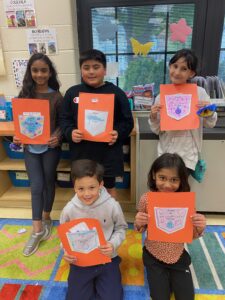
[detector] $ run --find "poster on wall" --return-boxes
[12,59,28,87]
[26,28,58,55]
[3,0,36,28]
[0,37,6,76]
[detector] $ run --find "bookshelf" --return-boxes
[0,122,136,219]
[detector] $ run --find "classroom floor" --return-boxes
[0,209,224,225]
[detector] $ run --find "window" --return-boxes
[76,0,225,93]
[218,17,225,82]
[91,4,194,94]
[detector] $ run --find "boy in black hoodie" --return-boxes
[60,49,134,197]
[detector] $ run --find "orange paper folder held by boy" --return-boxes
[147,192,195,243]
[160,83,199,131]
[57,218,111,267]
[78,93,114,142]
[12,98,50,144]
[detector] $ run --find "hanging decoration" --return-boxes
[130,38,154,56]
[96,20,118,41]
[169,18,192,43]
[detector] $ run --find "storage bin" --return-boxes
[60,143,71,159]
[2,140,24,159]
[0,101,13,121]
[9,171,30,187]
[57,172,73,188]
[115,172,130,189]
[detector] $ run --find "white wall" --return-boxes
[0,0,80,98]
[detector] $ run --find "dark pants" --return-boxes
[66,256,123,300]
[143,247,194,300]
[24,147,61,220]
[103,176,115,189]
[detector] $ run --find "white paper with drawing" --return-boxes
[19,112,44,138]
[66,222,100,253]
[154,207,188,234]
[84,109,108,136]
[165,93,192,120]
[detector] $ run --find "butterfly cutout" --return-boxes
[130,37,154,56]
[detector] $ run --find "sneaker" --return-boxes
[23,228,48,257]
[42,219,53,240]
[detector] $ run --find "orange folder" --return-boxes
[147,192,195,243]
[160,83,199,131]
[57,218,111,267]
[12,98,50,144]
[78,92,114,142]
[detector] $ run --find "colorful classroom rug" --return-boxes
[0,219,225,300]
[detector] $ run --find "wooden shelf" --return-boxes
[0,207,136,222]
[0,186,72,207]
[0,157,130,172]
[0,122,15,136]
[0,186,136,211]
[0,124,136,219]
[0,158,72,171]
[124,162,130,172]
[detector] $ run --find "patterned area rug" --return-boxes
[0,219,225,300]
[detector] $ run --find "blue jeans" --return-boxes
[24,147,61,220]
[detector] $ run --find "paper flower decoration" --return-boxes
[130,38,154,56]
[169,18,192,43]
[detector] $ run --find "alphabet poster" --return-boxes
[12,59,28,87]
[58,218,111,267]
[147,192,195,243]
[78,93,114,142]
[160,83,199,131]
[12,98,50,144]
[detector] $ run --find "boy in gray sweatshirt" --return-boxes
[60,159,127,300]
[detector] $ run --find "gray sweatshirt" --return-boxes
[60,187,128,258]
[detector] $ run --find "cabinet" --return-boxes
[137,138,225,212]
[189,140,225,212]
[136,117,225,212]
[0,122,136,219]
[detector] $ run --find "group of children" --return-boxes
[12,48,217,300]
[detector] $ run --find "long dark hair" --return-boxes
[18,53,60,98]
[148,153,190,192]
